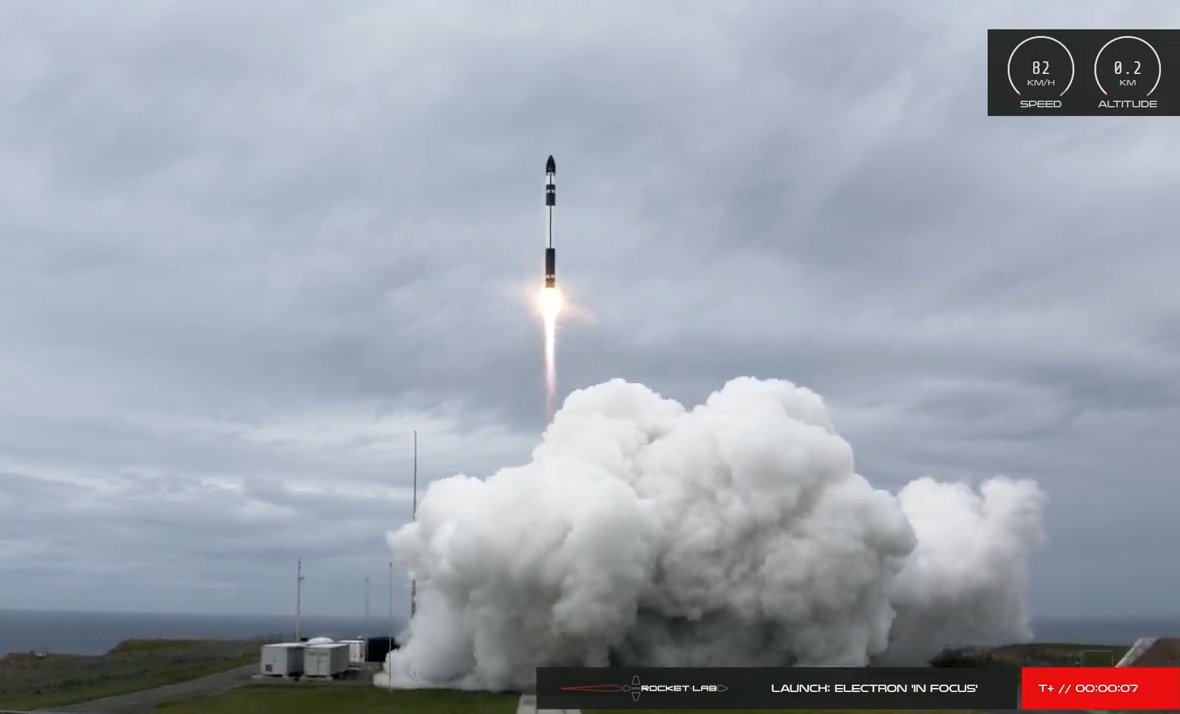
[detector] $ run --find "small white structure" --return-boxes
[259,643,304,677]
[338,639,367,668]
[304,642,350,678]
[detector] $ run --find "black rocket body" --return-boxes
[545,155,556,288]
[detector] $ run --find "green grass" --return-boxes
[987,641,1131,666]
[0,639,258,710]
[156,684,520,713]
[109,638,225,654]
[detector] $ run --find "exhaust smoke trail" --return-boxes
[539,286,564,420]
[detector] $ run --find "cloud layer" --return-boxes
[1,1,1178,618]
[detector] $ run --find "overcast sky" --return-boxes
[2,1,1178,622]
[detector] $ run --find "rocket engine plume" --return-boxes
[539,286,564,421]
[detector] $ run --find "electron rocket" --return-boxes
[544,155,556,288]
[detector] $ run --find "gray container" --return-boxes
[338,639,368,667]
[259,643,304,676]
[304,643,350,677]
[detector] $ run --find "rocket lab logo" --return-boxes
[560,675,730,702]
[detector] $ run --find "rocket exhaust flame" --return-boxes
[540,285,564,421]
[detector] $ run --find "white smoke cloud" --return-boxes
[882,477,1046,662]
[374,377,1045,691]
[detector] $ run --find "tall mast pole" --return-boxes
[295,558,304,641]
[411,430,418,618]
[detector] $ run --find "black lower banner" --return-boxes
[537,667,1020,709]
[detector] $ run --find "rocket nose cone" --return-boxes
[546,155,556,173]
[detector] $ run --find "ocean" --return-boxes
[1,609,1176,658]
[1025,615,1179,645]
[0,609,403,657]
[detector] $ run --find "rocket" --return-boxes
[544,155,556,289]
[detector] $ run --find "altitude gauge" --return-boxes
[1007,35,1075,98]
[1094,35,1162,98]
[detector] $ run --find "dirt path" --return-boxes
[33,664,256,714]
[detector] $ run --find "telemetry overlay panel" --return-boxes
[988,30,1180,115]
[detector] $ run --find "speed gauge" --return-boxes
[1006,35,1075,98]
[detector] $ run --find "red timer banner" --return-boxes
[1020,667,1180,710]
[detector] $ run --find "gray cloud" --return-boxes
[1,0,1179,619]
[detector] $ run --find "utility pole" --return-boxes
[411,429,418,619]
[364,576,370,630]
[388,560,394,640]
[295,558,305,641]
